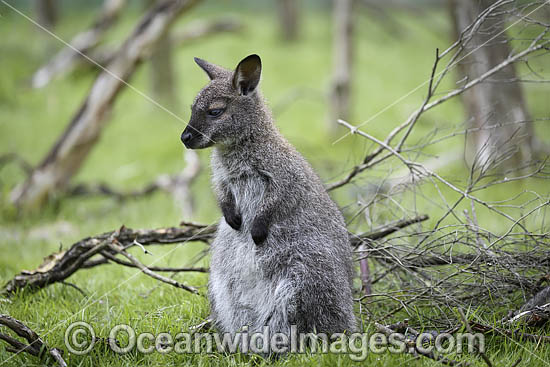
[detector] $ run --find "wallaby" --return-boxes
[181,54,356,349]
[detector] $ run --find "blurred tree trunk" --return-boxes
[150,32,177,108]
[148,0,178,108]
[11,0,201,209]
[35,0,58,30]
[329,0,355,133]
[276,0,300,42]
[450,0,534,171]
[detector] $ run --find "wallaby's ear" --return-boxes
[232,54,261,96]
[194,57,226,80]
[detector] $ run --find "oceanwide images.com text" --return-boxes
[65,322,484,361]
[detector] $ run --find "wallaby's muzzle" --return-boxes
[181,126,212,149]
[180,128,199,149]
[180,130,193,146]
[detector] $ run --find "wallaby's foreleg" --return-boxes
[251,212,271,245]
[220,187,242,231]
[251,174,294,245]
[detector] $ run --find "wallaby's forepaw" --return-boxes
[251,216,270,245]
[220,197,241,231]
[223,209,242,231]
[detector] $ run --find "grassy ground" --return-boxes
[1,1,549,366]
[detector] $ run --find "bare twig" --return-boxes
[97,252,208,273]
[329,35,549,191]
[107,241,198,294]
[0,314,67,366]
[457,308,493,367]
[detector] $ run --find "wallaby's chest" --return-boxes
[212,154,267,226]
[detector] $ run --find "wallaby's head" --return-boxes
[181,54,264,149]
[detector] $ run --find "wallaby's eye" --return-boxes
[207,108,225,118]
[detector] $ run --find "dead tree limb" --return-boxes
[358,249,372,296]
[84,17,244,68]
[2,216,425,296]
[167,150,201,218]
[32,0,127,88]
[11,0,202,209]
[505,286,550,326]
[172,17,243,44]
[0,314,67,367]
[67,150,201,218]
[2,223,213,295]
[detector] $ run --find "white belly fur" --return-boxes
[210,220,280,333]
[209,172,284,333]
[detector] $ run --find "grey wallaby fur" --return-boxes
[181,54,356,349]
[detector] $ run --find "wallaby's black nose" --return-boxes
[181,131,192,144]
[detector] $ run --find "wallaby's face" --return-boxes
[181,55,262,150]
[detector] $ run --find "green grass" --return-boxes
[1,2,549,366]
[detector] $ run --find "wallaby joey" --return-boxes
[181,54,356,350]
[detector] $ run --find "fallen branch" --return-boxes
[0,314,67,366]
[31,0,127,88]
[67,150,201,217]
[2,223,214,295]
[2,216,426,296]
[505,286,550,326]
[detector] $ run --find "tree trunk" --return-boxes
[148,0,178,108]
[450,0,534,171]
[329,0,354,133]
[11,0,201,209]
[35,0,57,30]
[150,30,177,108]
[276,0,300,42]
